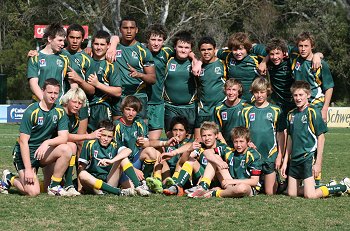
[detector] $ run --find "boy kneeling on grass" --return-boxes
[281,80,350,198]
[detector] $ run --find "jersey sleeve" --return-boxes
[320,61,334,91]
[163,46,175,60]
[216,49,230,61]
[247,149,262,176]
[27,57,39,79]
[19,107,34,135]
[56,107,69,131]
[78,140,91,165]
[251,44,267,57]
[108,62,121,87]
[142,46,154,67]
[311,108,328,136]
[213,107,223,132]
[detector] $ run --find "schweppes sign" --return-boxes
[327,107,350,127]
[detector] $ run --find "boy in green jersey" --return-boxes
[213,79,246,147]
[281,81,349,198]
[194,36,226,140]
[27,23,69,102]
[216,32,260,102]
[86,30,122,132]
[292,32,334,122]
[4,79,71,196]
[189,127,262,198]
[241,77,284,195]
[78,120,139,196]
[163,30,198,135]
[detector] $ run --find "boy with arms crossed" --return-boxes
[281,81,349,198]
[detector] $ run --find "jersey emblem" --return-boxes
[295,61,301,71]
[301,115,307,123]
[221,111,228,120]
[229,157,234,166]
[116,50,122,58]
[229,59,236,66]
[132,51,138,59]
[56,59,63,67]
[200,69,204,76]
[38,117,44,125]
[98,66,104,75]
[201,156,208,165]
[133,131,138,138]
[170,63,176,71]
[108,152,112,159]
[266,112,273,121]
[290,115,295,124]
[52,115,58,123]
[240,159,245,168]
[94,150,99,158]
[159,55,165,60]
[39,59,46,67]
[214,67,222,75]
[282,65,288,71]
[249,113,256,121]
[187,65,191,72]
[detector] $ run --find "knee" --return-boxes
[235,184,250,195]
[57,144,72,158]
[140,147,157,160]
[25,187,40,197]
[67,142,77,154]
[78,170,88,181]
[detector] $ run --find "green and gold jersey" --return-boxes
[164,137,192,169]
[163,57,197,105]
[223,147,262,179]
[67,113,79,134]
[194,141,231,168]
[147,46,175,104]
[197,59,226,116]
[241,104,282,162]
[217,49,260,102]
[17,102,68,152]
[292,57,334,107]
[287,106,327,164]
[86,59,121,107]
[114,118,148,160]
[116,41,154,96]
[27,51,69,101]
[213,100,246,147]
[79,139,123,176]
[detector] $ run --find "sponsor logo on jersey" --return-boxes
[229,157,234,166]
[56,59,63,67]
[133,131,138,138]
[201,156,208,165]
[301,115,307,123]
[98,67,104,75]
[240,159,245,168]
[52,115,58,123]
[38,117,44,125]
[132,51,138,59]
[229,59,236,66]
[249,113,255,121]
[116,50,122,58]
[214,67,222,75]
[222,111,228,120]
[39,59,46,67]
[170,64,176,71]
[283,65,288,71]
[295,62,301,71]
[267,112,273,121]
[108,152,112,159]
[200,69,204,76]
[94,150,98,158]
[290,115,295,124]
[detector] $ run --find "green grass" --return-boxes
[0,124,349,230]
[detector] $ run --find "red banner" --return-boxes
[34,25,89,39]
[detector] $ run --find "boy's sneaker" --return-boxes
[164,177,176,188]
[65,185,81,196]
[0,180,9,194]
[163,185,184,196]
[146,177,163,193]
[135,181,151,196]
[2,170,12,187]
[326,179,338,186]
[47,185,68,196]
[187,187,207,198]
[340,177,350,194]
[120,188,136,196]
[185,185,202,194]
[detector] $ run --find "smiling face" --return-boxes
[92,38,109,60]
[49,35,65,53]
[199,43,216,63]
[232,45,248,61]
[269,48,286,66]
[175,40,192,60]
[201,129,217,149]
[225,84,241,104]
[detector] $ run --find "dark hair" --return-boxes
[172,30,194,48]
[119,16,138,28]
[98,119,115,132]
[290,80,311,94]
[227,32,252,51]
[120,95,142,113]
[145,24,167,40]
[266,38,288,54]
[43,23,66,42]
[67,24,85,39]
[198,36,216,50]
[170,116,189,132]
[42,78,60,90]
[92,30,111,43]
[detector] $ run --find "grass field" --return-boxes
[0,124,349,230]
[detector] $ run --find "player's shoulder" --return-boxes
[246,147,261,160]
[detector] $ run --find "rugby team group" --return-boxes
[0,16,349,199]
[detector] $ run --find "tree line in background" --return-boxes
[0,0,349,104]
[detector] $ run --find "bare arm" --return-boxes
[275,131,285,170]
[68,127,104,143]
[87,73,122,98]
[19,133,35,184]
[313,133,325,178]
[281,135,292,178]
[28,78,43,101]
[106,36,120,62]
[223,175,259,187]
[321,88,333,122]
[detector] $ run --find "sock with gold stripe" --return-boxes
[199,177,211,190]
[123,161,141,186]
[64,154,76,187]
[176,162,192,187]
[49,176,62,188]
[142,159,156,178]
[94,179,121,195]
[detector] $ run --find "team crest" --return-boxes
[37,117,44,125]
[133,131,138,138]
[290,115,295,124]
[56,59,63,67]
[301,115,307,123]
[187,65,191,72]
[200,69,204,76]
[249,113,256,121]
[221,111,228,121]
[39,59,46,67]
[170,64,176,71]
[94,150,99,158]
[229,158,234,166]
[214,67,222,75]
[116,50,122,58]
[266,112,273,121]
[52,115,58,123]
[98,67,104,75]
[283,66,288,71]
[74,58,81,66]
[202,156,208,165]
[240,159,245,168]
[132,51,138,59]
[295,62,301,71]
[108,152,112,159]
[229,59,236,66]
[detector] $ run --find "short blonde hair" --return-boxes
[231,126,250,142]
[61,88,87,107]
[200,121,219,135]
[224,78,243,97]
[250,77,272,96]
